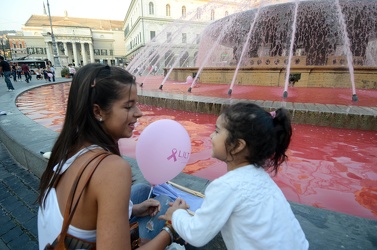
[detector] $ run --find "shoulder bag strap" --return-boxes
[55,151,111,249]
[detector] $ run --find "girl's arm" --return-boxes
[160,180,237,247]
[93,156,172,250]
[94,156,133,249]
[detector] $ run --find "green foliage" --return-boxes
[61,67,69,77]
[289,73,301,83]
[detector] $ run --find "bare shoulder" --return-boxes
[91,154,132,194]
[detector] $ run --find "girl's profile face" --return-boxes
[101,84,142,141]
[210,115,229,162]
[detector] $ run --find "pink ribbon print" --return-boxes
[167,148,178,162]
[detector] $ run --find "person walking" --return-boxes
[21,63,32,83]
[0,56,15,91]
[11,63,17,83]
[17,64,22,81]
[49,65,56,82]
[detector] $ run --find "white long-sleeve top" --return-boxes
[172,165,309,250]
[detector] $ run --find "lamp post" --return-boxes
[46,0,61,67]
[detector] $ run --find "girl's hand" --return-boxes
[132,198,161,217]
[158,198,190,221]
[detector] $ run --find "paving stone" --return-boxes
[23,216,38,238]
[1,226,23,244]
[7,233,36,250]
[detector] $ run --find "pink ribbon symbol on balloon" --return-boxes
[167,149,177,162]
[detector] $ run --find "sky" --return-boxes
[0,0,132,31]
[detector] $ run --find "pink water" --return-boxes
[16,83,377,220]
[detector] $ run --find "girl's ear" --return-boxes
[231,139,247,155]
[93,104,103,121]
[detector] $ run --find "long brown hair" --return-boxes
[38,64,136,207]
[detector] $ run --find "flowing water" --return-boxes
[131,0,377,99]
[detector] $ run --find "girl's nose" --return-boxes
[135,105,143,117]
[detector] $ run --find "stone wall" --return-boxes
[167,66,377,89]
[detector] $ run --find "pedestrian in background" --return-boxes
[0,56,15,91]
[21,63,32,83]
[11,63,17,83]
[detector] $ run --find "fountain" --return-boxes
[135,0,377,101]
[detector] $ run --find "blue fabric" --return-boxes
[130,183,172,239]
[153,183,204,212]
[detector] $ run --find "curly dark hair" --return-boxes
[221,102,292,174]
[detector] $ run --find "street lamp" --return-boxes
[46,0,61,67]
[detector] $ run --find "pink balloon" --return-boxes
[136,119,191,185]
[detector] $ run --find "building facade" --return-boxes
[123,0,242,69]
[7,12,125,67]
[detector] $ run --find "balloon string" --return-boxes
[147,185,153,199]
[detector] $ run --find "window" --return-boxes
[196,8,201,19]
[94,49,100,55]
[196,34,200,44]
[110,50,113,56]
[101,49,107,55]
[211,9,215,20]
[149,2,154,15]
[182,6,186,17]
[150,31,156,41]
[182,33,187,43]
[167,32,172,43]
[124,24,130,37]
[36,48,44,54]
[166,4,171,16]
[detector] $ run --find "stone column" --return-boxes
[81,42,88,65]
[89,43,95,63]
[72,42,79,66]
[63,42,68,56]
[63,42,72,64]
[45,42,52,63]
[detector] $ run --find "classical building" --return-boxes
[123,0,241,68]
[4,0,295,69]
[7,11,124,67]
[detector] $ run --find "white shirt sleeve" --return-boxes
[172,179,238,247]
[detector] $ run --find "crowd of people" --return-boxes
[0,57,58,92]
[35,63,308,249]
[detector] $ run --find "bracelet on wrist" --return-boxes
[161,226,174,244]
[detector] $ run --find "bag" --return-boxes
[130,221,141,249]
[45,151,140,250]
